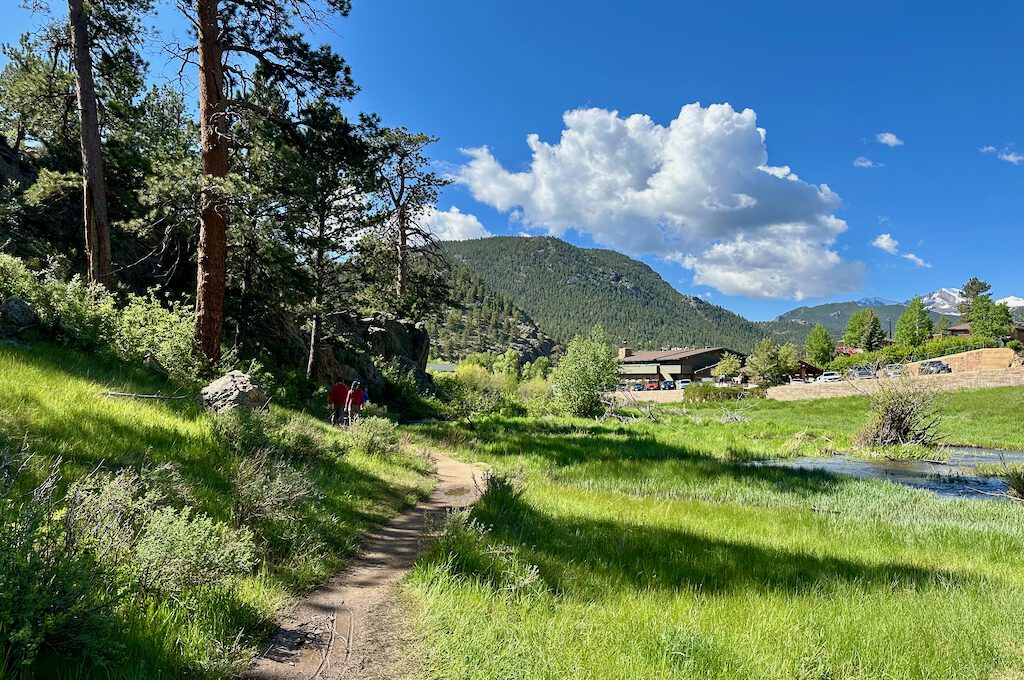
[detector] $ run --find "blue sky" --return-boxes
[4,1,1022,320]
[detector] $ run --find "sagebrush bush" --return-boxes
[231,451,315,530]
[272,416,338,460]
[0,454,120,666]
[132,506,255,596]
[211,407,275,457]
[344,416,400,456]
[856,377,944,447]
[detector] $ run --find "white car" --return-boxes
[677,379,692,389]
[817,371,842,383]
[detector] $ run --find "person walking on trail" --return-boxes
[346,380,365,424]
[328,377,350,427]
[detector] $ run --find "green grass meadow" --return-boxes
[406,391,1024,679]
[0,342,433,678]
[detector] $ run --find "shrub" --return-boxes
[116,292,208,380]
[681,383,762,403]
[1008,339,1022,354]
[517,377,553,416]
[132,506,255,596]
[855,377,943,447]
[551,326,618,418]
[0,251,39,301]
[271,416,338,461]
[231,451,315,530]
[211,407,274,457]
[36,272,118,350]
[0,455,119,666]
[344,416,400,457]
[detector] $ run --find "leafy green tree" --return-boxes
[492,349,521,379]
[551,326,617,418]
[934,314,951,336]
[522,356,552,380]
[958,277,992,321]
[860,312,886,351]
[746,337,799,386]
[803,324,836,367]
[894,296,933,347]
[970,296,1013,339]
[710,352,742,380]
[842,309,872,347]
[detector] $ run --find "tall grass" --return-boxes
[0,342,433,677]
[407,411,1024,679]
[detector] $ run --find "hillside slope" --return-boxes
[444,236,805,353]
[426,265,559,362]
[776,301,944,340]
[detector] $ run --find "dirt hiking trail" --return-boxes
[248,452,485,680]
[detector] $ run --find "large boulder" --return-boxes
[198,371,269,413]
[362,314,430,371]
[1,296,39,329]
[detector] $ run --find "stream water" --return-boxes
[752,447,1024,501]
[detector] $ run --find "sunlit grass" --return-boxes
[407,408,1024,679]
[0,342,433,678]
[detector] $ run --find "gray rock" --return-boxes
[1,296,38,329]
[198,371,269,413]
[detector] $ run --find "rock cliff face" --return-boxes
[306,313,432,393]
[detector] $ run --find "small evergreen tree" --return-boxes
[958,277,992,321]
[894,296,933,347]
[804,324,836,367]
[551,326,617,418]
[860,312,886,351]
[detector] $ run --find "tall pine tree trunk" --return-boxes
[395,208,408,300]
[195,0,229,362]
[68,0,112,287]
[306,233,326,380]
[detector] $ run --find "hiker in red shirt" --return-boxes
[328,377,350,427]
[345,380,365,424]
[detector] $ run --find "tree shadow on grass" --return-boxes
[468,485,963,600]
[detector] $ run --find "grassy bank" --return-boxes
[0,342,433,678]
[405,396,1024,679]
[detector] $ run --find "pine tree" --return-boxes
[860,312,886,351]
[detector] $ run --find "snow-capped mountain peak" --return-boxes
[856,296,898,307]
[919,288,963,316]
[996,296,1024,309]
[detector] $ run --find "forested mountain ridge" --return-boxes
[776,301,944,340]
[443,236,806,353]
[425,265,558,362]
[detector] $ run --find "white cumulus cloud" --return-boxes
[871,233,900,255]
[853,156,883,168]
[423,206,492,241]
[871,232,930,267]
[457,103,863,299]
[876,132,904,147]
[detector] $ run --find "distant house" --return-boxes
[792,360,824,382]
[616,347,744,383]
[834,345,862,356]
[947,322,1024,342]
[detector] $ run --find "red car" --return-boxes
[644,379,661,391]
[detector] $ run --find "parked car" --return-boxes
[631,382,645,391]
[645,379,661,391]
[883,364,904,378]
[661,380,676,390]
[677,379,692,389]
[818,371,842,383]
[617,383,629,391]
[789,377,805,384]
[848,366,877,380]
[919,360,952,375]
[700,377,714,384]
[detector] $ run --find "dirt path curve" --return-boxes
[248,452,485,680]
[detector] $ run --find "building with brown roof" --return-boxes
[617,347,743,383]
[947,322,1024,342]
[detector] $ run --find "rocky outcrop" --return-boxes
[362,314,430,370]
[198,371,269,413]
[1,296,39,329]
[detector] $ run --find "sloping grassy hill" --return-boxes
[445,236,806,353]
[0,341,432,677]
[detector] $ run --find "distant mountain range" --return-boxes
[431,235,1021,358]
